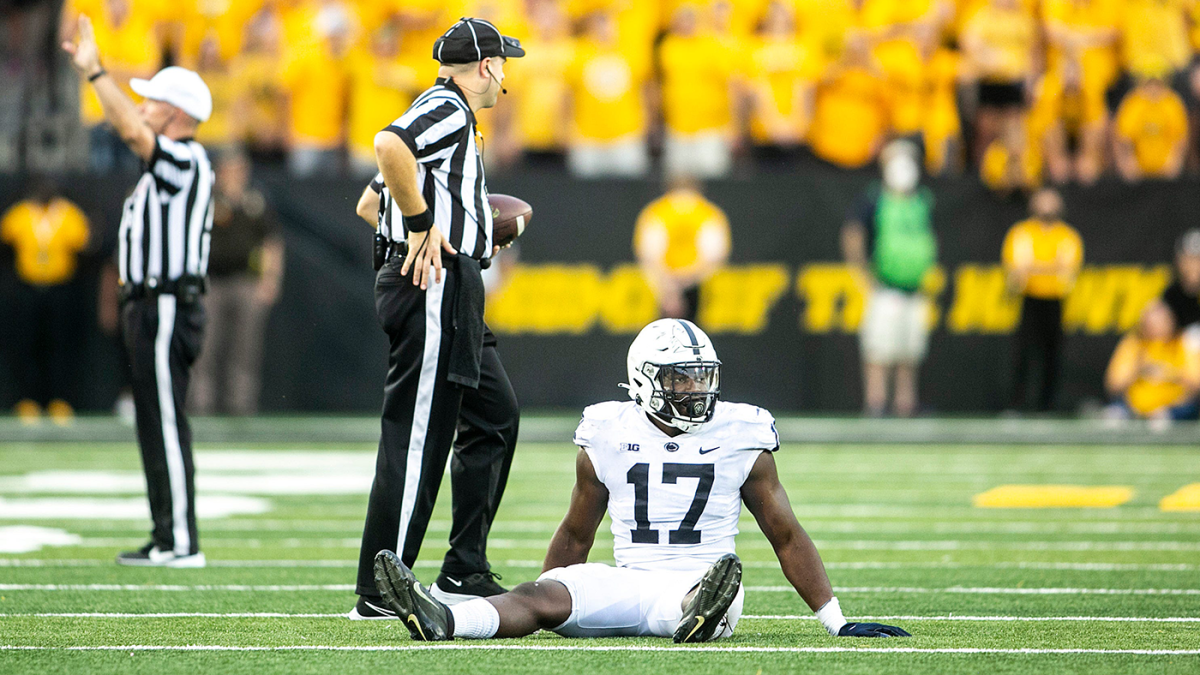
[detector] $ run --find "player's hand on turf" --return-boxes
[401,225,456,290]
[62,14,102,76]
[838,622,911,638]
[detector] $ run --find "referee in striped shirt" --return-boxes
[65,17,214,568]
[349,18,524,619]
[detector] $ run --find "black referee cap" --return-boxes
[433,17,525,64]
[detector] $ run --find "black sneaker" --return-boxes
[673,553,742,643]
[347,595,398,620]
[374,550,455,641]
[429,569,506,606]
[116,542,206,568]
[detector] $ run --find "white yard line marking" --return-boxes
[1,645,1198,655]
[0,584,356,591]
[4,583,1199,595]
[749,615,1200,623]
[61,538,1200,552]
[3,613,1199,623]
[751,586,1200,595]
[2,559,1197,571]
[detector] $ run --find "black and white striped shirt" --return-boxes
[118,136,214,286]
[372,78,492,261]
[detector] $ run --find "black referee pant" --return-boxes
[122,294,205,555]
[1009,296,1064,412]
[355,257,519,598]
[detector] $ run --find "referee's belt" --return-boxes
[119,276,206,304]
[376,236,491,270]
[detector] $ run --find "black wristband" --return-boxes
[88,68,107,82]
[403,208,434,233]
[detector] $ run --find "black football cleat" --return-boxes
[347,595,398,620]
[429,569,507,606]
[673,553,742,643]
[374,550,455,641]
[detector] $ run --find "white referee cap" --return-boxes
[130,66,213,123]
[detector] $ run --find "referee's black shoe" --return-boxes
[347,595,398,620]
[429,569,506,606]
[116,542,207,568]
[374,550,455,641]
[674,553,742,643]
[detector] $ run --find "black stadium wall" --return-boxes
[1,165,1196,414]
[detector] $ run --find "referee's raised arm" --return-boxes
[374,130,455,288]
[62,15,157,161]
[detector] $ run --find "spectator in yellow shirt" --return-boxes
[1042,0,1120,110]
[1114,73,1189,182]
[1105,300,1200,424]
[1119,0,1194,82]
[564,9,652,177]
[809,34,890,169]
[281,6,354,176]
[746,1,817,164]
[193,35,239,151]
[1001,188,1083,412]
[960,0,1037,164]
[232,10,287,157]
[0,180,91,424]
[860,0,948,140]
[634,176,732,321]
[923,46,962,175]
[658,3,740,178]
[346,23,419,177]
[1028,60,1108,184]
[506,0,574,167]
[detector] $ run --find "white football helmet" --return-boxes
[624,319,721,433]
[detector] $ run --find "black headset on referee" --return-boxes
[348,18,525,618]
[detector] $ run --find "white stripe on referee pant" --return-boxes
[154,294,190,555]
[396,273,446,556]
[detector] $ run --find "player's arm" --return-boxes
[62,15,156,163]
[542,449,608,572]
[741,451,910,638]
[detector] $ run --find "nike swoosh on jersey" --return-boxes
[698,446,720,455]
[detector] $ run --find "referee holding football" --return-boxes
[64,17,214,567]
[348,18,524,619]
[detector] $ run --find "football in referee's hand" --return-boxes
[489,194,532,248]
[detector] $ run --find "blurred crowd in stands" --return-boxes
[5,0,1200,185]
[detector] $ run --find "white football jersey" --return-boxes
[573,400,779,574]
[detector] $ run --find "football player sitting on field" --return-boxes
[373,319,910,642]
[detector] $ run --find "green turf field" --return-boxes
[1,435,1199,674]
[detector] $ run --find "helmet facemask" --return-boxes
[641,361,720,433]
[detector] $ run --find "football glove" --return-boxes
[838,622,911,637]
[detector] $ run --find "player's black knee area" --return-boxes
[508,580,570,626]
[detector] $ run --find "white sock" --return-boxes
[815,596,847,636]
[450,598,500,639]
